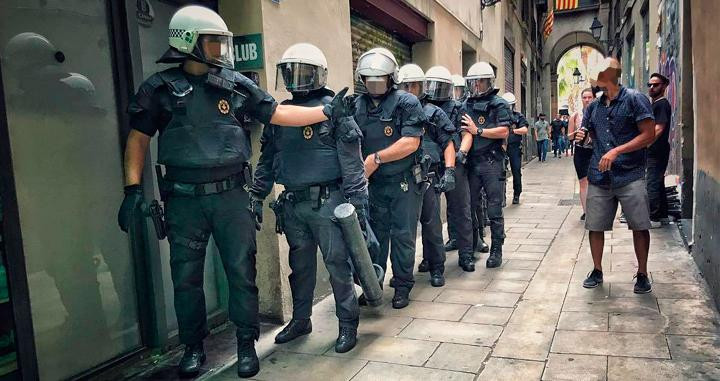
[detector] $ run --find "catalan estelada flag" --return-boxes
[556,0,579,10]
[543,10,554,39]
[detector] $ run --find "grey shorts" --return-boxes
[586,179,651,231]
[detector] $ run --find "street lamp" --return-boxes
[590,17,603,40]
[573,67,583,84]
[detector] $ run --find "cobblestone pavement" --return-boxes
[204,157,720,381]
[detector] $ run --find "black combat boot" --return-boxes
[335,326,358,353]
[444,238,458,251]
[418,259,430,272]
[458,252,475,272]
[237,334,259,378]
[274,319,312,344]
[512,194,520,204]
[430,268,445,287]
[178,342,206,377]
[392,288,410,309]
[486,243,503,268]
[475,236,490,253]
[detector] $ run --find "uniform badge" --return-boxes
[384,126,393,136]
[303,126,313,140]
[218,99,230,114]
[478,116,486,125]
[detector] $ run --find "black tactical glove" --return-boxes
[248,193,263,231]
[455,150,468,165]
[322,87,350,121]
[118,185,143,232]
[349,197,369,232]
[435,167,456,193]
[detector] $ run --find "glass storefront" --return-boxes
[0,205,17,376]
[0,1,141,379]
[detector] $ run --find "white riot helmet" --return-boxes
[466,62,495,98]
[355,47,399,97]
[451,74,465,88]
[276,43,328,94]
[157,5,234,69]
[501,92,516,105]
[424,66,453,101]
[398,63,425,97]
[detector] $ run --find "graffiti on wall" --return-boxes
[657,0,681,176]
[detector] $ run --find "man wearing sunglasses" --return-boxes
[646,73,673,227]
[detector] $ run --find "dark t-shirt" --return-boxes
[648,97,672,156]
[551,119,564,137]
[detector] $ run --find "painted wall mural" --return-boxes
[657,0,681,177]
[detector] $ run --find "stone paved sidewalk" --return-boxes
[205,157,720,381]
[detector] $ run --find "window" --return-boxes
[625,30,635,88]
[504,42,515,93]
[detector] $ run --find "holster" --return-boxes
[269,195,286,235]
[142,199,167,240]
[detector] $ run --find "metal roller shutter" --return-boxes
[504,42,515,94]
[351,11,412,93]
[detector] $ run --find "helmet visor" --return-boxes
[197,34,234,69]
[275,62,325,92]
[424,80,453,101]
[362,76,389,97]
[398,81,423,97]
[466,78,494,97]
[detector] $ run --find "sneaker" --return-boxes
[580,213,586,221]
[619,213,627,224]
[582,269,604,288]
[650,220,662,229]
[633,273,652,294]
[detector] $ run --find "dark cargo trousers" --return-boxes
[420,174,446,272]
[165,186,259,345]
[282,189,359,328]
[369,177,424,291]
[468,154,507,244]
[506,143,523,197]
[443,164,475,258]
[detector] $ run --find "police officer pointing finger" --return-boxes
[117,6,349,379]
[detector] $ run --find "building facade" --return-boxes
[0,0,543,379]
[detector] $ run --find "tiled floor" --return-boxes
[203,156,720,381]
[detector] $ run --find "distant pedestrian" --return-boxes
[534,113,550,162]
[576,58,656,294]
[646,73,673,227]
[550,114,565,158]
[568,88,596,220]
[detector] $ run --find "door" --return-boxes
[0,1,142,379]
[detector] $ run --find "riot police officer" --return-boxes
[461,62,512,268]
[502,92,529,204]
[419,66,477,272]
[353,48,426,309]
[116,6,347,378]
[250,43,364,353]
[452,74,467,101]
[398,64,456,287]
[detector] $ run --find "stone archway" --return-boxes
[547,31,606,115]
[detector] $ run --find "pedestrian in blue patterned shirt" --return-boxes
[574,58,656,294]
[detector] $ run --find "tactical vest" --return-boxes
[507,111,523,145]
[273,91,342,187]
[463,93,506,156]
[438,100,462,132]
[354,91,419,178]
[421,103,443,164]
[156,68,251,169]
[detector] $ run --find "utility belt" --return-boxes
[469,142,506,161]
[269,180,341,234]
[156,163,251,199]
[283,181,340,204]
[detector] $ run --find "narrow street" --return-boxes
[204,156,720,381]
